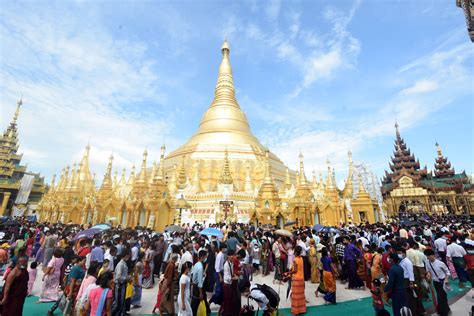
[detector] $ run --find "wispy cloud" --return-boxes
[0,3,180,181]
[400,80,439,95]
[264,35,473,176]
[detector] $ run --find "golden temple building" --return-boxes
[382,123,474,218]
[38,40,381,228]
[1,98,46,216]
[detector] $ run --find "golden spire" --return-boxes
[213,38,236,108]
[298,152,308,186]
[69,162,77,190]
[118,168,126,196]
[113,169,118,190]
[63,165,70,190]
[50,174,56,192]
[77,144,93,192]
[343,150,354,198]
[296,171,300,187]
[137,149,148,184]
[11,96,22,126]
[150,160,157,184]
[177,155,188,189]
[357,173,368,196]
[326,159,334,189]
[74,163,81,189]
[127,165,136,186]
[119,168,126,186]
[319,170,324,189]
[219,149,233,185]
[262,149,273,185]
[245,161,253,192]
[57,168,65,191]
[285,166,292,189]
[312,170,318,189]
[101,154,113,189]
[184,39,261,147]
[157,144,166,181]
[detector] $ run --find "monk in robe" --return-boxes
[0,256,29,316]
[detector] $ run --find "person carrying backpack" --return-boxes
[239,280,278,316]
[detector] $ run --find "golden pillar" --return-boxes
[1,192,11,215]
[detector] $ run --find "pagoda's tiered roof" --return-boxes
[382,123,471,194]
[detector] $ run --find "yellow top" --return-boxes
[292,256,304,281]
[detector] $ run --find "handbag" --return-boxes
[196,300,207,316]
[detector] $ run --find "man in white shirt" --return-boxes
[131,243,139,263]
[446,237,469,288]
[434,233,448,264]
[357,236,369,248]
[423,226,432,238]
[179,244,194,274]
[398,247,425,315]
[296,235,310,281]
[424,249,451,316]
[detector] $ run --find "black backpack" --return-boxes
[251,284,280,309]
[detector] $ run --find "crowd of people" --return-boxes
[0,214,472,316]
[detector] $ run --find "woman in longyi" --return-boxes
[290,246,306,315]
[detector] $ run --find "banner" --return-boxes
[14,174,35,204]
[12,205,26,217]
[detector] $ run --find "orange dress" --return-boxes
[291,256,306,315]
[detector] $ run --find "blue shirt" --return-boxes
[343,243,361,261]
[191,262,204,288]
[227,237,239,252]
[90,246,104,263]
[68,264,85,284]
[385,263,405,292]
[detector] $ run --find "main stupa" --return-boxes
[163,39,290,196]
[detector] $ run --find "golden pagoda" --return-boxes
[0,98,45,216]
[382,123,473,217]
[38,40,380,228]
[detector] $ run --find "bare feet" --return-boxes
[315,291,318,297]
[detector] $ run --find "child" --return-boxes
[28,261,38,296]
[125,270,134,313]
[371,278,385,314]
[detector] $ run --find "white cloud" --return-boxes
[260,36,473,180]
[400,80,439,95]
[0,6,179,183]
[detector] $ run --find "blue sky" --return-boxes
[1,0,473,186]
